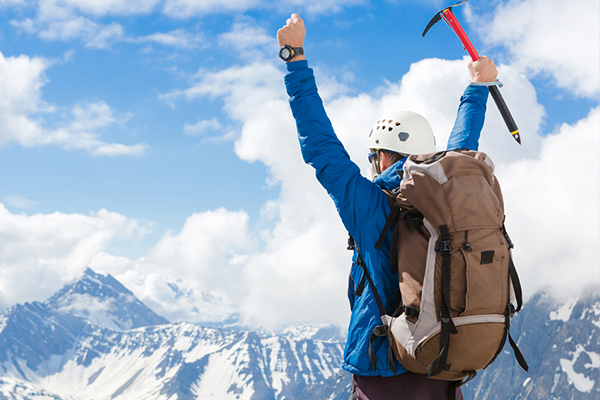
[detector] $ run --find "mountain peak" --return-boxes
[45,268,169,331]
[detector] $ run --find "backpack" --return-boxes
[358,150,529,394]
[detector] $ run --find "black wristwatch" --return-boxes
[279,45,304,62]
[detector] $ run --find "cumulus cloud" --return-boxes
[498,107,600,299]
[158,54,551,328]
[183,118,222,136]
[163,0,261,18]
[279,0,366,14]
[9,1,197,49]
[11,12,125,50]
[2,50,595,330]
[89,209,254,324]
[138,29,203,49]
[0,204,148,308]
[39,0,160,16]
[218,20,273,54]
[0,51,147,155]
[158,46,596,328]
[475,0,600,98]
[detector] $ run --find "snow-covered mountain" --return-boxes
[0,268,597,400]
[462,286,600,400]
[0,269,345,400]
[45,268,169,331]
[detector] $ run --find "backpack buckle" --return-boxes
[502,223,514,249]
[507,303,516,318]
[435,238,452,256]
[439,307,451,324]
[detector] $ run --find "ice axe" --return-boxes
[423,0,521,144]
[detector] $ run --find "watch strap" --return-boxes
[279,45,304,62]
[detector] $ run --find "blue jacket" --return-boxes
[284,60,488,376]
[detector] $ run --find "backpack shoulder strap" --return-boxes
[374,190,400,249]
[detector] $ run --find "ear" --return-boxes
[379,151,391,172]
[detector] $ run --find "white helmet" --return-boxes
[366,110,436,155]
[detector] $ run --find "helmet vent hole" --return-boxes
[388,127,393,131]
[388,120,392,123]
[382,126,386,130]
[395,122,401,126]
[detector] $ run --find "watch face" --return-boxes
[280,47,291,60]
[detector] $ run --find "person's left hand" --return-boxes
[469,56,498,83]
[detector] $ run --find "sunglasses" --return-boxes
[368,151,379,164]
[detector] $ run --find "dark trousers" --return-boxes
[350,373,464,400]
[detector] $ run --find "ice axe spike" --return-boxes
[422,0,521,144]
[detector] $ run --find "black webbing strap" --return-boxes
[428,225,458,377]
[375,195,400,249]
[356,249,403,374]
[390,223,400,274]
[356,253,386,317]
[509,256,523,312]
[355,274,366,297]
[368,325,397,374]
[509,331,529,372]
[400,208,424,227]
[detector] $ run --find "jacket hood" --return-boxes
[373,157,406,191]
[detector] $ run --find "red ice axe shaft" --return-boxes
[423,2,521,144]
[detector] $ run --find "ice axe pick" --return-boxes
[423,0,521,144]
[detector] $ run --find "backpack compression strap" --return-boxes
[428,225,459,377]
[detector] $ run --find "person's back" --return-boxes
[277,13,498,400]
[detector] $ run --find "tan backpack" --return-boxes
[363,150,529,392]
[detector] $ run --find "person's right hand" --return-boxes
[277,13,306,61]
[468,56,498,83]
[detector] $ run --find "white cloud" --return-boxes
[498,107,600,300]
[162,56,546,328]
[279,0,366,14]
[183,118,222,136]
[139,29,203,49]
[0,204,148,308]
[39,0,160,16]
[13,17,125,49]
[0,51,147,155]
[477,0,600,98]
[2,195,37,210]
[89,208,255,323]
[218,20,273,53]
[160,53,595,328]
[162,0,261,18]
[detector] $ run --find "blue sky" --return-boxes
[0,0,598,329]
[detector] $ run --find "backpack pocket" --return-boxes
[460,229,509,317]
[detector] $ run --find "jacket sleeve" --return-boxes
[446,85,489,151]
[284,60,387,235]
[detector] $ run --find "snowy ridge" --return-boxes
[1,269,596,400]
[0,269,345,400]
[0,376,72,400]
[0,322,344,400]
[462,286,600,400]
